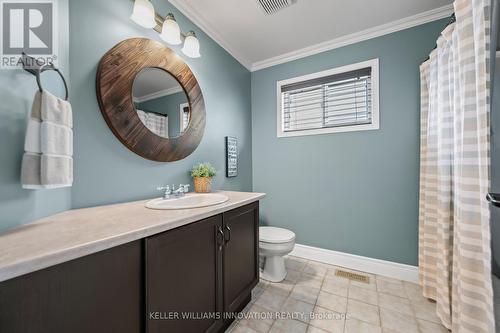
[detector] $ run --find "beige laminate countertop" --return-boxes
[0,191,265,283]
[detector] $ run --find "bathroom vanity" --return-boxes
[0,191,264,333]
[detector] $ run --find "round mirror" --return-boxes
[96,38,205,162]
[132,68,190,139]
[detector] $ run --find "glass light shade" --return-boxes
[130,0,156,29]
[160,14,182,45]
[181,32,201,58]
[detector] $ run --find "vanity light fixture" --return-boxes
[181,31,201,58]
[160,13,182,45]
[130,0,156,29]
[130,1,201,58]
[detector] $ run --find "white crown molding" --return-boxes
[168,0,253,70]
[290,243,419,283]
[134,86,183,103]
[168,1,453,72]
[251,4,454,71]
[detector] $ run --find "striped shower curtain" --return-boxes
[418,0,494,332]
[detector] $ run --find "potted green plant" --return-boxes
[190,163,216,193]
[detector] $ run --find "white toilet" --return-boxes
[259,226,296,282]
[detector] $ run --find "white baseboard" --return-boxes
[290,244,419,283]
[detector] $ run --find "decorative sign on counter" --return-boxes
[225,136,238,178]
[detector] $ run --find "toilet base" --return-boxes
[260,255,287,282]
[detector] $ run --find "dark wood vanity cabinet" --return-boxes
[222,203,259,314]
[146,202,259,333]
[146,214,224,333]
[0,241,143,333]
[0,202,259,333]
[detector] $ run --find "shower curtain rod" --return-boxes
[423,12,456,62]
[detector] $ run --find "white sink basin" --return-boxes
[145,193,229,210]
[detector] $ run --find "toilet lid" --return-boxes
[260,227,295,244]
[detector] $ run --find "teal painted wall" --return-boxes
[0,0,252,231]
[69,0,252,209]
[0,1,71,232]
[251,20,448,266]
[0,0,453,268]
[137,91,188,136]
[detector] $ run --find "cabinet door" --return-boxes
[146,215,224,333]
[223,202,259,313]
[0,241,143,333]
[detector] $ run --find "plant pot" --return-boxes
[193,177,212,193]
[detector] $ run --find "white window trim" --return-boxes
[179,102,189,132]
[276,58,379,138]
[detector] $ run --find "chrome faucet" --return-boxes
[157,184,190,200]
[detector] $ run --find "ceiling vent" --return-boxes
[257,0,297,15]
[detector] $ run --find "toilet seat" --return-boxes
[259,226,296,282]
[260,227,295,244]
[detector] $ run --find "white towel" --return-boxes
[21,90,73,189]
[21,153,42,188]
[21,153,73,189]
[41,154,73,186]
[41,91,72,127]
[24,119,41,153]
[41,122,73,156]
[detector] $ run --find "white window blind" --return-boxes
[282,67,372,132]
[277,59,379,137]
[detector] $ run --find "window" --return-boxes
[179,103,190,132]
[277,59,379,137]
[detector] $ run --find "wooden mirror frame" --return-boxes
[96,38,205,162]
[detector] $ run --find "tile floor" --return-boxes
[226,256,449,333]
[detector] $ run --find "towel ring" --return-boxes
[20,52,69,101]
[35,66,69,101]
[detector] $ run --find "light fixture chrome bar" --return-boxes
[130,0,201,58]
[128,0,186,37]
[153,12,186,39]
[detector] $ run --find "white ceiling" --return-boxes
[169,0,454,71]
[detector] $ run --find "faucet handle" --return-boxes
[157,185,171,193]
[182,184,190,193]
